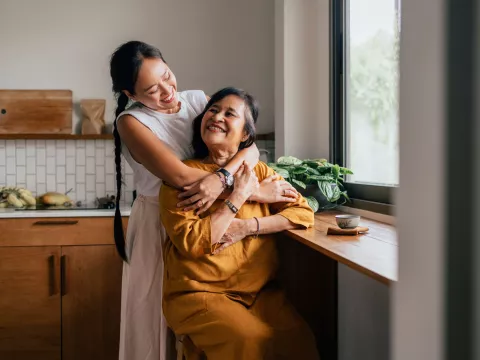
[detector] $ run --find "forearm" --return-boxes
[147,160,210,188]
[223,143,259,175]
[210,192,246,245]
[236,214,299,237]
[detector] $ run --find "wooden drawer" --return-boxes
[0,217,128,247]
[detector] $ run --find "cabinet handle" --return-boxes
[33,220,78,226]
[61,255,67,296]
[48,255,56,296]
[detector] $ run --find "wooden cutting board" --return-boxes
[0,90,72,134]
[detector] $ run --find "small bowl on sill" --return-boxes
[335,214,361,229]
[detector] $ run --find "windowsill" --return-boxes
[284,210,397,285]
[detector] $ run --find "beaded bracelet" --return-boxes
[215,172,227,189]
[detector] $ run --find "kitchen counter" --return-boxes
[0,206,132,218]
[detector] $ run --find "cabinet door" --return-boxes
[0,246,61,360]
[61,245,122,360]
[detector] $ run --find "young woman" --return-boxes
[109,41,299,360]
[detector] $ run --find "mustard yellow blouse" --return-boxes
[159,160,314,306]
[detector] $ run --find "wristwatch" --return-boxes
[216,168,234,188]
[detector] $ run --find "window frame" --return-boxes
[330,0,397,214]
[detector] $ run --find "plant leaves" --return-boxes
[318,181,334,201]
[306,196,319,213]
[330,184,341,202]
[306,167,321,175]
[307,175,335,181]
[292,179,307,189]
[340,167,354,175]
[332,164,341,180]
[277,156,303,166]
[292,166,308,175]
[273,168,290,178]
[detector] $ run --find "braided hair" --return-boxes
[109,41,166,261]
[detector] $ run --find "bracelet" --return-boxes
[253,217,260,238]
[214,172,227,189]
[224,199,238,214]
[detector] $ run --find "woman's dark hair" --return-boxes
[192,87,259,159]
[110,41,166,262]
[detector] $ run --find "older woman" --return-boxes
[160,87,319,360]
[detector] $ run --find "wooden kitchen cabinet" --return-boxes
[0,217,127,360]
[61,245,122,360]
[0,247,62,360]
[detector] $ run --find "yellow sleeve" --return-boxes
[159,184,214,259]
[262,164,315,229]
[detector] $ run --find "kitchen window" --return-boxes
[331,0,400,211]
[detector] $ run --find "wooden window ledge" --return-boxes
[285,211,397,285]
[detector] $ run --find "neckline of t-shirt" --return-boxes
[137,94,187,118]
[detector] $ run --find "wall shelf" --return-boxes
[0,134,113,140]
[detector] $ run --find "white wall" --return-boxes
[275,0,330,159]
[0,0,275,133]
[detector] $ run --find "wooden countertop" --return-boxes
[285,211,397,285]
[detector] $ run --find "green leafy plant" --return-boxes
[268,156,353,212]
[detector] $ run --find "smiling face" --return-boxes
[201,95,250,154]
[124,57,179,113]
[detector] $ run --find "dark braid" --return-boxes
[113,93,129,261]
[109,41,166,261]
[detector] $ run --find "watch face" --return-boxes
[226,175,234,187]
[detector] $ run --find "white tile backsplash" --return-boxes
[66,141,76,157]
[46,157,56,174]
[57,166,66,183]
[86,174,95,192]
[96,166,105,183]
[66,157,75,174]
[16,148,26,166]
[26,141,36,156]
[86,157,95,174]
[37,166,46,183]
[46,140,56,157]
[76,166,86,183]
[37,148,46,166]
[17,166,26,183]
[56,148,66,166]
[95,148,105,165]
[0,149,5,166]
[15,140,25,148]
[6,141,15,156]
[6,174,15,185]
[6,157,15,174]
[0,139,133,206]
[105,159,115,175]
[76,148,86,165]
[26,157,36,174]
[86,141,95,156]
[66,174,76,192]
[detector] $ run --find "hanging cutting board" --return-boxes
[0,90,73,134]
